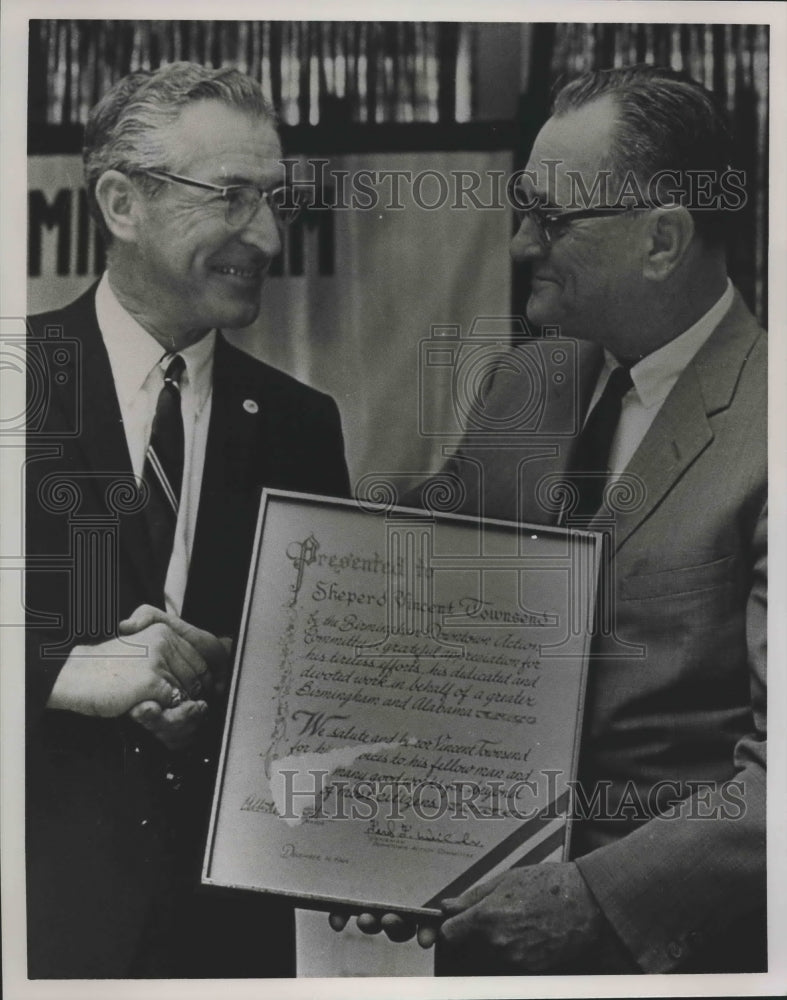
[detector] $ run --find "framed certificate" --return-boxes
[203,490,601,915]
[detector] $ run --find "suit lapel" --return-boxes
[182,334,269,630]
[604,366,712,549]
[592,291,764,550]
[58,287,159,601]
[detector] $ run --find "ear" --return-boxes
[642,206,695,281]
[94,170,146,245]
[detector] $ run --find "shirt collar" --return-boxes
[95,271,215,410]
[603,279,734,409]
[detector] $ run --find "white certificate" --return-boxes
[203,490,601,915]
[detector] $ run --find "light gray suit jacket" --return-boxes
[432,291,766,973]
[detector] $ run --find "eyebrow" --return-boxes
[515,181,560,211]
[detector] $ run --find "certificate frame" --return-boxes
[203,489,602,916]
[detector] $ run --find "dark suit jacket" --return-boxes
[429,291,767,974]
[25,284,351,977]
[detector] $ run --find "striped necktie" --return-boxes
[143,354,185,593]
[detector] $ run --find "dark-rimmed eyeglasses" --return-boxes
[514,202,654,246]
[140,169,303,228]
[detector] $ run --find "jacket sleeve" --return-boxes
[575,498,767,972]
[24,372,74,726]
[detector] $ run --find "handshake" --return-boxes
[46,603,626,973]
[46,603,232,750]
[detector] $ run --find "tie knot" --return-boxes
[606,365,633,397]
[163,354,185,388]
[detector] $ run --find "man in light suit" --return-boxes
[26,62,350,977]
[344,66,766,974]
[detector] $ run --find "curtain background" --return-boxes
[27,20,470,125]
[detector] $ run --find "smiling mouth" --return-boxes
[213,265,262,279]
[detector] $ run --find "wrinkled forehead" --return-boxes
[160,99,284,182]
[521,96,619,204]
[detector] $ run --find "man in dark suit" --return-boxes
[342,66,766,975]
[26,62,350,978]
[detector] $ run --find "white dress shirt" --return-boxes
[587,280,734,475]
[95,273,215,615]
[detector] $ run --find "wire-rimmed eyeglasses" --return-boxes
[140,169,303,228]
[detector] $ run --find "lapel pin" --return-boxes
[243,399,259,414]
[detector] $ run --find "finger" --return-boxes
[120,607,225,686]
[328,913,349,932]
[130,698,204,731]
[118,604,167,634]
[117,612,200,702]
[119,617,207,700]
[158,700,207,724]
[148,701,208,750]
[439,905,483,947]
[355,912,383,935]
[440,872,505,915]
[380,913,417,943]
[158,629,210,699]
[417,924,439,949]
[129,699,163,728]
[145,674,185,710]
[164,617,229,675]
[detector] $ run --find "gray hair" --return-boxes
[552,66,735,244]
[83,61,277,241]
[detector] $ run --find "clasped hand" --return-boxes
[47,603,231,750]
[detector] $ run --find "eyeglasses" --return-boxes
[140,169,303,227]
[514,202,653,246]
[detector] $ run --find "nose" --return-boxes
[239,198,282,258]
[510,213,547,263]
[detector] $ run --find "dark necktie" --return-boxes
[143,354,185,593]
[566,365,633,518]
